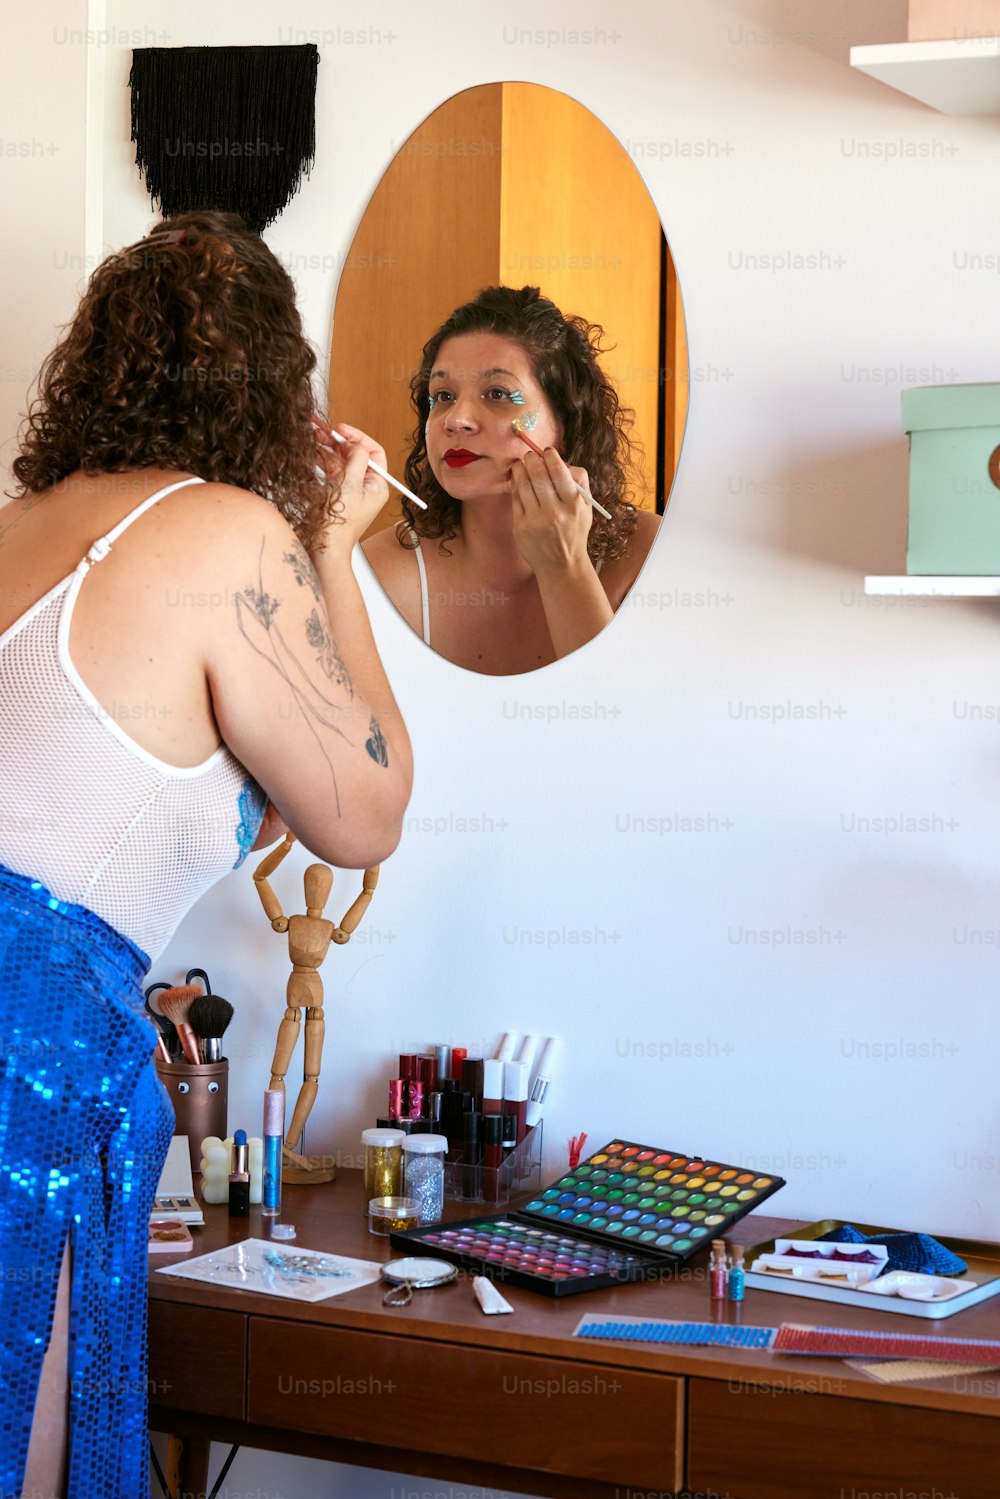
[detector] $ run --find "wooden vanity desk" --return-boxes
[148,1169,1000,1499]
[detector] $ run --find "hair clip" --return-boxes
[120,228,188,256]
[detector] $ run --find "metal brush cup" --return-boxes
[155,1057,228,1173]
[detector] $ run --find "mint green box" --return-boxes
[904,383,1000,575]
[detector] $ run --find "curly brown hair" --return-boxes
[400,285,641,566]
[10,209,336,552]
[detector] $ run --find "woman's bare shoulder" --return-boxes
[601,507,660,607]
[363,520,412,567]
[361,521,423,632]
[161,481,310,577]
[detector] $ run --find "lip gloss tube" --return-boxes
[262,1090,284,1219]
[482,1059,504,1116]
[502,1060,529,1143]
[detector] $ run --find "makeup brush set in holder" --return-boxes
[146,968,235,1172]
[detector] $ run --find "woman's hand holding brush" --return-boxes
[508,427,614,660]
[311,414,427,544]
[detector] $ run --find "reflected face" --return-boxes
[425,333,561,503]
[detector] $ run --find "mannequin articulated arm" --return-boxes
[253,832,296,930]
[333,866,379,944]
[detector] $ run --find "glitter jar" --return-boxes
[402,1133,447,1224]
[368,1196,421,1236]
[361,1127,405,1214]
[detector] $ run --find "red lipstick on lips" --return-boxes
[443,448,482,468]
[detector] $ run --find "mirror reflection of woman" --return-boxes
[362,286,660,676]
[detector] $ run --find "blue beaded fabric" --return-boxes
[818,1223,968,1276]
[0,860,173,1497]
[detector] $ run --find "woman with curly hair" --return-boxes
[362,285,659,675]
[0,210,411,1497]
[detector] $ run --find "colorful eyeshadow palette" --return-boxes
[389,1215,655,1296]
[389,1139,786,1297]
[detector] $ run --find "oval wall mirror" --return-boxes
[329,82,688,676]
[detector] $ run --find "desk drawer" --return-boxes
[689,1376,1000,1499]
[249,1318,683,1488]
[149,1302,246,1420]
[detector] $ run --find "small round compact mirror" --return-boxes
[380,1257,458,1306]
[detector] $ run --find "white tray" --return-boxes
[743,1220,1000,1320]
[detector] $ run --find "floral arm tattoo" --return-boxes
[235,540,355,815]
[283,542,389,769]
[234,541,389,812]
[283,542,357,698]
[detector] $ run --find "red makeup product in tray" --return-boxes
[391,1137,786,1297]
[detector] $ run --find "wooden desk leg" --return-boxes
[165,1433,211,1499]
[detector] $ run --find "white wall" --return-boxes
[6,0,1000,1494]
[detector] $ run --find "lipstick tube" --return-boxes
[461,1056,485,1108]
[433,1043,451,1082]
[228,1128,250,1218]
[388,1077,404,1119]
[419,1053,438,1099]
[450,1046,467,1079]
[408,1079,424,1119]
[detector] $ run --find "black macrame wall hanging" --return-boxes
[129,45,319,233]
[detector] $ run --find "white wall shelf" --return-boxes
[850,36,1000,113]
[865,575,1000,595]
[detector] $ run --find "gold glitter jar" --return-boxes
[368,1196,421,1236]
[361,1127,405,1214]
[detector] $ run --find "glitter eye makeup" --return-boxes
[389,1139,785,1295]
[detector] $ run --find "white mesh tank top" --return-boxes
[0,476,267,962]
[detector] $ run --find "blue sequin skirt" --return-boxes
[0,862,174,1498]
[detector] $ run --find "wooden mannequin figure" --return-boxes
[252,833,379,1184]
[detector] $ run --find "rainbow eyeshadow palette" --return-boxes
[389,1139,786,1297]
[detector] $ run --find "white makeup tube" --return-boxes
[516,1033,539,1077]
[525,1037,559,1130]
[496,1032,519,1062]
